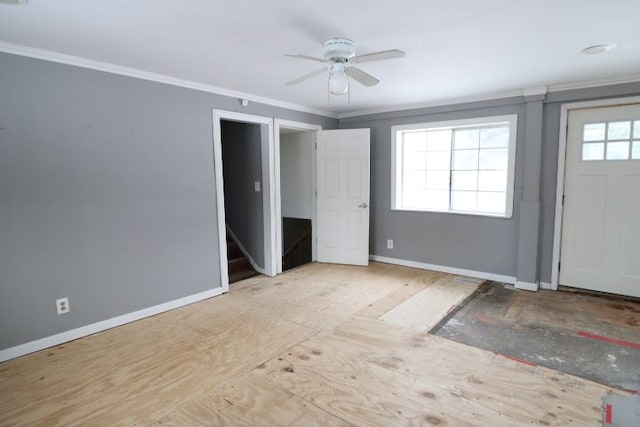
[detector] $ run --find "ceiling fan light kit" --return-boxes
[328,63,349,95]
[285,37,405,98]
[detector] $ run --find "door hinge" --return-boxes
[562,194,565,205]
[315,190,317,197]
[558,261,561,272]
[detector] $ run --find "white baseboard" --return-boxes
[539,281,555,290]
[0,287,224,363]
[226,226,266,275]
[515,280,539,292]
[370,255,517,284]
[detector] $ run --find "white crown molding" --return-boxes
[0,42,337,119]
[4,42,639,122]
[338,75,640,120]
[522,86,548,97]
[337,90,525,119]
[547,74,640,93]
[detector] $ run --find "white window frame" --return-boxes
[391,114,518,218]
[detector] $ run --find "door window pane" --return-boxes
[607,121,631,140]
[606,141,629,160]
[582,143,604,161]
[583,123,605,141]
[634,121,640,138]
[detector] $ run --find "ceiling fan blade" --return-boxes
[285,54,327,63]
[346,67,380,87]
[351,49,405,64]
[285,68,327,86]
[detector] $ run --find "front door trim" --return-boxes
[551,95,640,290]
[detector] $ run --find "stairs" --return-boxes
[282,217,312,272]
[227,234,258,284]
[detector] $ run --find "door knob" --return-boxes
[358,203,368,208]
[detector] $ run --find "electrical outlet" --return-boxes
[254,181,261,192]
[387,239,394,249]
[56,297,70,315]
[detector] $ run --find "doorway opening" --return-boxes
[275,120,321,273]
[212,110,276,291]
[278,127,315,272]
[220,120,263,284]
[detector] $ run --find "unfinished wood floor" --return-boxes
[0,262,622,426]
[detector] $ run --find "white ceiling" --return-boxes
[1,0,639,116]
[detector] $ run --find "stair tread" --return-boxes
[229,269,259,284]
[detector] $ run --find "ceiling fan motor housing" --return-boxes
[323,38,356,62]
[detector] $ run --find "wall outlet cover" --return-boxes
[56,297,70,315]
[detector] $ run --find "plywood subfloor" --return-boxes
[0,262,624,426]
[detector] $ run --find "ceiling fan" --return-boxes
[285,38,405,95]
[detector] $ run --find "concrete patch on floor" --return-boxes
[434,282,640,393]
[379,274,482,332]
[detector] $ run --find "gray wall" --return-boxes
[340,100,526,277]
[280,132,313,220]
[0,52,336,351]
[340,83,640,284]
[221,120,264,268]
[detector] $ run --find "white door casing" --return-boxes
[560,104,640,298]
[316,129,371,266]
[212,110,276,293]
[274,119,322,274]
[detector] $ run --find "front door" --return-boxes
[560,104,640,297]
[316,129,370,266]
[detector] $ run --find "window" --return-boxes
[392,115,518,217]
[582,119,640,161]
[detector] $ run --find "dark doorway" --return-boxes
[282,217,312,271]
[220,120,263,283]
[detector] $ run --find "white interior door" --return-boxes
[560,104,640,297]
[316,129,370,266]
